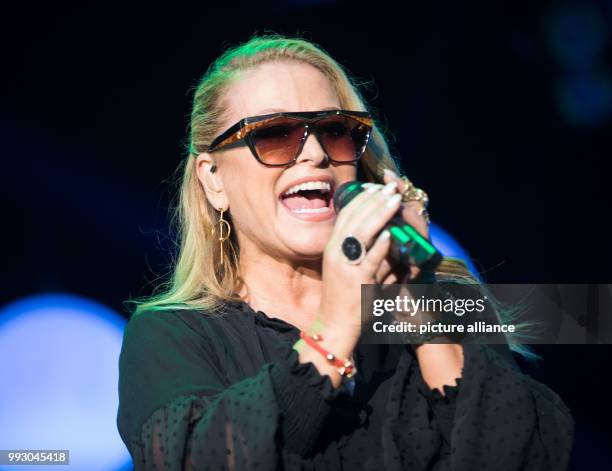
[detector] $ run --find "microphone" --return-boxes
[333,181,442,272]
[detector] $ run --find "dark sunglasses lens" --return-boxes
[250,118,305,165]
[317,115,371,162]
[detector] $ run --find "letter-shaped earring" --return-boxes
[213,207,231,265]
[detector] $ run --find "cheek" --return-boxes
[235,186,275,220]
[341,163,358,177]
[335,165,359,187]
[222,157,280,225]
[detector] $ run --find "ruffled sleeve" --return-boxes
[421,379,460,454]
[270,343,345,456]
[117,310,344,470]
[383,344,574,471]
[449,344,574,470]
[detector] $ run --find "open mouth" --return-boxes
[279,180,334,214]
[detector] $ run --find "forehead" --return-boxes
[221,61,341,126]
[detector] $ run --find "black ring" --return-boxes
[341,235,366,264]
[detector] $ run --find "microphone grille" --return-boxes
[333,181,365,211]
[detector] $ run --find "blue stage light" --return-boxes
[544,3,608,70]
[429,222,479,278]
[556,70,612,127]
[0,294,131,471]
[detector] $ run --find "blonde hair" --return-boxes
[126,33,531,356]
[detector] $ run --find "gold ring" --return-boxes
[400,175,430,224]
[400,176,415,195]
[400,176,429,207]
[403,188,429,207]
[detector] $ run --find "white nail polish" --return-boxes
[381,181,398,196]
[385,193,402,208]
[383,168,398,178]
[378,229,391,240]
[366,184,383,193]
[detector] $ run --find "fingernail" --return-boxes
[381,181,398,196]
[384,168,399,178]
[378,229,391,240]
[362,182,376,188]
[385,193,402,208]
[366,184,383,193]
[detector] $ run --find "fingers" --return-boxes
[400,201,429,240]
[374,258,396,284]
[405,264,422,282]
[365,227,423,283]
[383,168,405,191]
[329,172,430,284]
[362,229,392,274]
[334,181,402,247]
[374,257,421,284]
[335,181,393,225]
[382,168,430,241]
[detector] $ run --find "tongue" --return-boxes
[282,192,328,210]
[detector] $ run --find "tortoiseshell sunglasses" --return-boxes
[204,109,373,167]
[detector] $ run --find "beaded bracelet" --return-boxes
[299,331,357,378]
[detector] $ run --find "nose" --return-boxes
[294,128,329,167]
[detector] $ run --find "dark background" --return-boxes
[3,0,611,467]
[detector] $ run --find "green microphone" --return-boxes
[333,181,442,271]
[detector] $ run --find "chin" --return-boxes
[280,231,331,259]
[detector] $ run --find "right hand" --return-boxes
[296,181,403,387]
[314,180,403,341]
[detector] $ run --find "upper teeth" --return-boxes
[283,181,331,196]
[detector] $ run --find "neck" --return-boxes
[238,244,323,332]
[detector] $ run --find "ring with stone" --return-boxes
[341,234,366,264]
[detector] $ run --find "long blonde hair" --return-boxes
[126,33,531,355]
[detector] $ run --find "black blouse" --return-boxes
[117,300,574,470]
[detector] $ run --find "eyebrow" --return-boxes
[254,106,341,115]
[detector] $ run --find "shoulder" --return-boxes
[118,304,252,385]
[125,302,245,336]
[122,308,202,346]
[121,302,252,355]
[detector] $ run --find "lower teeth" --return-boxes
[291,207,329,214]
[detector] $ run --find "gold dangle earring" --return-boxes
[212,207,231,265]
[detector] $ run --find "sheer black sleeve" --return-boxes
[386,344,574,471]
[117,310,343,470]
